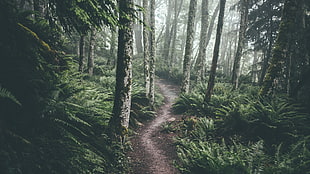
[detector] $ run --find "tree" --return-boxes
[247,0,283,85]
[149,0,156,107]
[204,0,226,103]
[78,34,86,72]
[231,0,249,90]
[143,0,150,98]
[133,0,143,54]
[181,0,198,93]
[195,0,209,83]
[161,0,173,62]
[260,0,308,96]
[168,0,184,76]
[87,28,96,76]
[109,0,134,140]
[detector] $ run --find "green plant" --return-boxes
[176,139,265,174]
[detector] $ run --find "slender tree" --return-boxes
[78,34,86,72]
[143,0,150,98]
[231,0,249,90]
[149,0,156,107]
[87,28,96,76]
[109,0,134,140]
[161,0,173,62]
[196,0,209,83]
[133,0,143,54]
[169,0,184,75]
[204,0,226,103]
[181,0,198,93]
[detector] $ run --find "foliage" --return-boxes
[176,139,265,174]
[174,83,310,173]
[0,2,129,173]
[49,0,118,34]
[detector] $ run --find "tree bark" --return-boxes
[143,0,150,98]
[181,0,198,94]
[87,28,96,76]
[195,0,209,83]
[260,0,297,95]
[204,0,226,103]
[149,0,156,107]
[109,0,134,140]
[78,35,85,72]
[231,0,249,90]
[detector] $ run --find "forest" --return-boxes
[0,0,309,173]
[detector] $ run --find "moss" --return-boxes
[17,23,52,52]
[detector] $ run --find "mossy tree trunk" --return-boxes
[149,0,156,107]
[109,0,134,141]
[143,0,150,98]
[204,0,226,103]
[181,0,198,94]
[260,0,302,96]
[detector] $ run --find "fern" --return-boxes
[0,87,21,106]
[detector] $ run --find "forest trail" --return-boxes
[128,78,180,174]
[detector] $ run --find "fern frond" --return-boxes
[0,86,21,106]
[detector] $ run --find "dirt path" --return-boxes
[128,79,180,174]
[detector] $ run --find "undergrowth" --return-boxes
[173,84,310,174]
[0,5,154,173]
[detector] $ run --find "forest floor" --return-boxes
[127,78,181,174]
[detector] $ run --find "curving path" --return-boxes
[128,79,180,174]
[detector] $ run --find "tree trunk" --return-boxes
[181,0,198,94]
[231,0,249,90]
[195,0,209,83]
[260,0,297,95]
[161,0,173,62]
[251,50,259,84]
[204,0,226,103]
[87,28,96,76]
[143,0,150,98]
[133,0,143,54]
[198,2,220,78]
[149,0,156,107]
[109,0,134,140]
[259,1,274,85]
[78,35,86,72]
[169,0,184,76]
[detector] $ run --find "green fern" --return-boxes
[0,87,21,106]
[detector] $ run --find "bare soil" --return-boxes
[127,79,181,174]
